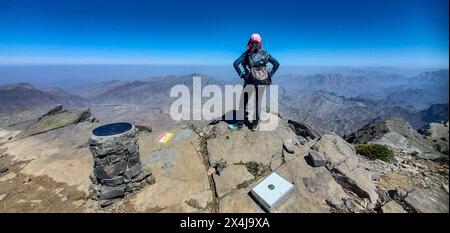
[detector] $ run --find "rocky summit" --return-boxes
[419,121,449,156]
[0,106,448,213]
[346,118,446,160]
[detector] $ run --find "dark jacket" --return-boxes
[233,49,280,84]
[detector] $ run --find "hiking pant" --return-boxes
[237,83,267,127]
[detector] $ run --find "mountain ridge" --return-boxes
[0,82,89,113]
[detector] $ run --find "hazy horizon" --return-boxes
[0,64,447,89]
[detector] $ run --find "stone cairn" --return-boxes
[88,122,155,207]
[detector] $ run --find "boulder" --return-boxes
[405,189,449,213]
[287,120,321,140]
[297,136,307,145]
[381,201,407,213]
[341,199,365,212]
[334,161,379,204]
[314,133,379,204]
[314,133,356,167]
[307,151,327,167]
[15,107,95,140]
[283,139,295,154]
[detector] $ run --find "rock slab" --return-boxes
[307,151,327,167]
[405,189,449,213]
[381,201,407,213]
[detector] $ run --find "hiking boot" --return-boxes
[228,123,244,131]
[250,124,259,131]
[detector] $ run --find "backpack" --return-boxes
[247,50,270,84]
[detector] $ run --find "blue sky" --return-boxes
[0,0,448,67]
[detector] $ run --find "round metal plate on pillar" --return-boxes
[88,122,156,207]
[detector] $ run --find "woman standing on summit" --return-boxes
[232,33,280,131]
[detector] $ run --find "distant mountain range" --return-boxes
[274,69,449,135]
[1,69,448,136]
[0,83,88,113]
[65,74,228,107]
[279,90,448,136]
[275,69,448,110]
[67,80,130,99]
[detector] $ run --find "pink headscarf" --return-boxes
[246,33,262,50]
